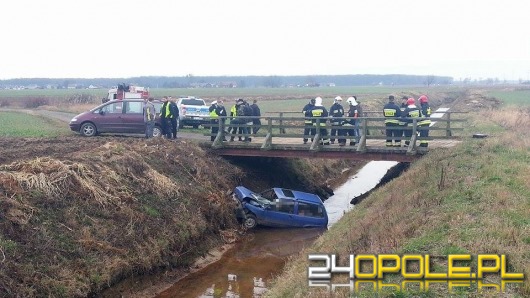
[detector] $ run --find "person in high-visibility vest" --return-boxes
[159,96,170,138]
[383,95,402,147]
[418,95,432,147]
[209,100,227,141]
[143,97,156,138]
[311,97,330,145]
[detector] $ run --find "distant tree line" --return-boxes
[0,74,453,89]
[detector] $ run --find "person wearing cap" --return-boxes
[329,96,344,144]
[417,95,432,147]
[310,97,330,145]
[401,97,421,146]
[383,95,402,147]
[302,98,316,144]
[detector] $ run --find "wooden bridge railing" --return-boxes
[206,111,467,155]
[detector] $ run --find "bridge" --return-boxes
[207,110,466,162]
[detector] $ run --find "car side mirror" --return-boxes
[99,110,105,115]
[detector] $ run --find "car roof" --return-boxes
[90,99,162,112]
[272,188,323,204]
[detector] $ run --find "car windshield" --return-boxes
[250,193,274,207]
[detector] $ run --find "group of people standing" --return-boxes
[383,94,432,147]
[301,93,432,148]
[143,96,179,139]
[209,98,261,142]
[302,96,363,146]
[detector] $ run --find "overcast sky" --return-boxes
[1,0,529,81]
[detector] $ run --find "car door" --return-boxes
[121,101,145,133]
[259,190,297,227]
[96,101,125,132]
[293,201,327,227]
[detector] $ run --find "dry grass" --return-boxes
[0,136,355,297]
[265,106,530,297]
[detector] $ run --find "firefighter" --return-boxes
[401,97,421,146]
[329,96,344,144]
[341,97,359,146]
[398,96,409,146]
[302,98,316,144]
[418,95,432,147]
[311,97,330,145]
[382,95,402,147]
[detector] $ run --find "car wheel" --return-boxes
[178,120,184,129]
[153,126,162,137]
[243,214,257,229]
[80,123,97,137]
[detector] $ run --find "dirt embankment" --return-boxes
[0,136,356,297]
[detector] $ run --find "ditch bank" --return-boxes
[0,136,361,297]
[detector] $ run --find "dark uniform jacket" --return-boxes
[329,103,344,124]
[310,105,328,126]
[383,102,401,124]
[418,102,432,126]
[302,103,315,124]
[402,105,421,124]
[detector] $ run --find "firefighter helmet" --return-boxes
[334,96,343,102]
[315,97,323,107]
[406,97,415,105]
[346,96,358,106]
[419,95,429,103]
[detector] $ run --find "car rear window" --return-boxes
[181,99,205,106]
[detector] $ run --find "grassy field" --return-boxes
[0,86,461,101]
[487,89,530,106]
[0,112,70,137]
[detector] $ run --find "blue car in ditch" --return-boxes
[233,186,328,229]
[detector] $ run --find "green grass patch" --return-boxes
[488,89,530,106]
[0,111,70,137]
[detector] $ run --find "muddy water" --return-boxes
[157,228,325,298]
[155,161,399,297]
